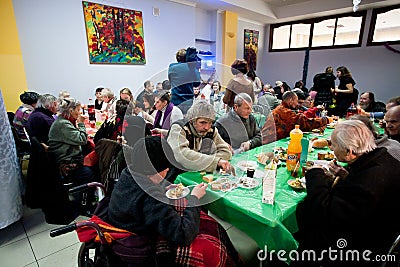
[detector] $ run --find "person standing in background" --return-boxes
[331,66,357,117]
[168,47,201,110]
[247,69,263,95]
[312,66,336,108]
[223,59,254,109]
[94,87,104,110]
[136,80,154,105]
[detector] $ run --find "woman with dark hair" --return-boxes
[332,66,357,117]
[151,92,183,137]
[93,99,132,144]
[247,69,262,95]
[142,93,155,115]
[223,59,255,108]
[13,91,40,141]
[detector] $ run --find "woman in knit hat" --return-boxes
[108,135,244,266]
[13,91,40,141]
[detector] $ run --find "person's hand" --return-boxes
[217,159,233,173]
[191,183,208,199]
[240,141,251,152]
[151,128,161,134]
[117,135,127,144]
[328,161,349,179]
[77,114,87,123]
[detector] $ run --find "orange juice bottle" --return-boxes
[287,125,303,172]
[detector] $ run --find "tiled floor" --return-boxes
[1,207,265,267]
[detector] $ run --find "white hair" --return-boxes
[101,88,114,98]
[333,120,377,155]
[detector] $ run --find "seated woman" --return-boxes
[48,98,95,184]
[93,99,132,144]
[13,91,40,141]
[151,92,183,137]
[108,136,244,266]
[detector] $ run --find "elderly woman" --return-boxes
[151,92,183,137]
[294,120,400,267]
[13,91,40,141]
[108,136,243,266]
[48,98,95,183]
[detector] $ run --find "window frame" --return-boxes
[269,11,367,52]
[367,4,400,46]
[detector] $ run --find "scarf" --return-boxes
[153,102,174,130]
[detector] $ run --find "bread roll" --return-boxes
[313,138,328,148]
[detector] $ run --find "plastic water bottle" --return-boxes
[287,125,303,172]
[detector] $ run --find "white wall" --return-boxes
[12,0,197,102]
[259,9,400,103]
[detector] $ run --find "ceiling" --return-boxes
[170,0,400,25]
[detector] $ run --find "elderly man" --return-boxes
[215,93,261,153]
[359,91,386,119]
[271,91,328,140]
[384,105,400,143]
[294,120,400,267]
[167,100,232,179]
[257,84,280,111]
[101,88,117,121]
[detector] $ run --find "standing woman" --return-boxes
[48,98,95,184]
[223,59,255,109]
[151,92,183,137]
[247,69,263,95]
[332,66,357,117]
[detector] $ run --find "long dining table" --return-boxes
[174,127,335,255]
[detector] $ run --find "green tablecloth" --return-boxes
[175,128,334,253]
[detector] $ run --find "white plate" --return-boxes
[166,187,190,200]
[236,160,258,171]
[238,177,260,189]
[209,178,238,192]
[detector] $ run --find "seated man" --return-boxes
[101,88,118,121]
[167,100,233,177]
[215,93,262,153]
[294,120,400,267]
[107,136,244,266]
[257,85,280,111]
[272,91,328,140]
[358,91,386,119]
[384,105,400,143]
[294,90,324,118]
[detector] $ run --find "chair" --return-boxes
[7,112,31,167]
[252,104,265,128]
[381,234,400,267]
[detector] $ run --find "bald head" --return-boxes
[282,91,298,109]
[384,105,400,136]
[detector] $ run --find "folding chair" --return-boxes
[252,104,265,128]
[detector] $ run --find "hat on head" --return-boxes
[128,136,173,175]
[185,100,216,121]
[275,81,283,87]
[20,91,40,105]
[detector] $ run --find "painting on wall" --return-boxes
[82,1,146,64]
[244,29,259,71]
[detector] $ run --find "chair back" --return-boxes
[252,104,265,128]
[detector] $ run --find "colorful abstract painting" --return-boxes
[82,1,146,64]
[244,29,259,71]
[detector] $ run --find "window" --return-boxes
[368,5,400,45]
[269,11,366,51]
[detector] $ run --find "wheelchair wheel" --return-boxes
[78,242,97,267]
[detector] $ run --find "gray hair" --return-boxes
[36,94,57,109]
[58,90,70,100]
[58,98,81,117]
[234,92,253,107]
[101,88,114,98]
[185,100,216,121]
[282,91,296,101]
[333,120,377,155]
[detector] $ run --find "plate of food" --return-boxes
[209,178,238,192]
[236,160,258,171]
[255,152,275,165]
[288,179,305,190]
[324,152,335,160]
[273,147,287,161]
[166,183,190,199]
[326,123,336,129]
[238,177,260,189]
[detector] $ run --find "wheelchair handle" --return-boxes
[50,223,77,237]
[69,182,106,195]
